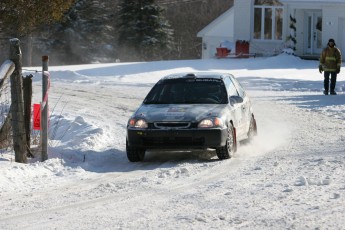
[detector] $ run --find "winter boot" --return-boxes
[330,91,337,95]
[323,90,328,95]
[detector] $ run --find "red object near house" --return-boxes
[216,47,230,58]
[235,40,250,58]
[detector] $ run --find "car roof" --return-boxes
[160,72,232,81]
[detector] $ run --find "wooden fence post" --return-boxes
[41,56,49,161]
[23,74,33,157]
[9,38,27,163]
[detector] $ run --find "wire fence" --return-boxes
[0,69,12,150]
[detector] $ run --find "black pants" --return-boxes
[324,71,337,92]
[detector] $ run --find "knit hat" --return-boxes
[328,38,336,45]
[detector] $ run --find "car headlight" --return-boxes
[128,118,148,128]
[198,117,223,128]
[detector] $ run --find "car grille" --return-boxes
[144,136,205,147]
[154,122,191,129]
[143,122,205,147]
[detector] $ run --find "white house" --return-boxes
[197,0,345,60]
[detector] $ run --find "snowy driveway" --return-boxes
[1,56,345,229]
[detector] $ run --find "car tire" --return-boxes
[126,140,146,162]
[216,123,236,160]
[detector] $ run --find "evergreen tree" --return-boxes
[117,0,173,61]
[46,0,117,64]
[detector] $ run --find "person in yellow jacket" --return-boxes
[319,38,342,95]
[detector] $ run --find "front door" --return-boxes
[305,11,322,54]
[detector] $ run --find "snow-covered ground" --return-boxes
[0,54,345,229]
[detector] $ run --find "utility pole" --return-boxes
[41,56,49,161]
[9,38,27,163]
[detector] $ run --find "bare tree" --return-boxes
[0,0,75,65]
[161,0,233,59]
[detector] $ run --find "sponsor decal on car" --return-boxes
[166,107,186,116]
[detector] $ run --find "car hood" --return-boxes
[134,104,227,122]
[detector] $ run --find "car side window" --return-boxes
[230,76,246,98]
[224,77,239,97]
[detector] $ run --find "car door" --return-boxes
[230,76,252,138]
[224,76,243,130]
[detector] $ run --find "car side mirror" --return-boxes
[229,95,243,105]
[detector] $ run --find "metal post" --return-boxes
[41,56,49,161]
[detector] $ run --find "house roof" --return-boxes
[197,7,234,38]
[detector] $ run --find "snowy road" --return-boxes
[1,78,345,229]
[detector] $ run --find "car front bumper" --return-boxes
[127,128,228,150]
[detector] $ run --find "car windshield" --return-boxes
[144,78,228,104]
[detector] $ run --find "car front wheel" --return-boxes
[216,123,236,160]
[126,140,146,162]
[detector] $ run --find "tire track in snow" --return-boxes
[0,96,293,228]
[3,88,344,229]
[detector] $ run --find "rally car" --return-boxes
[126,72,257,162]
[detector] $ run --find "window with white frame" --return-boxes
[253,0,283,41]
